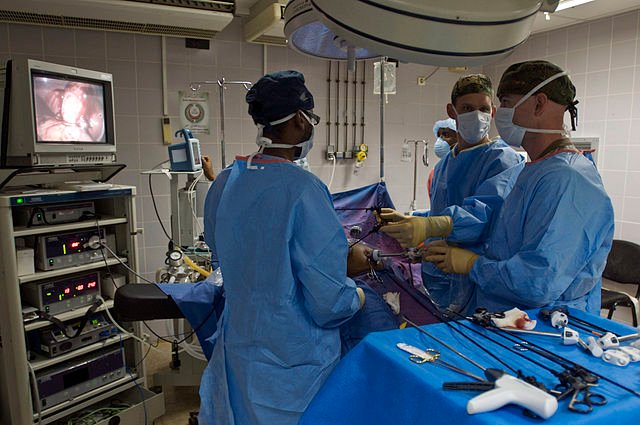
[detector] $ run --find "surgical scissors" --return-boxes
[554,377,607,413]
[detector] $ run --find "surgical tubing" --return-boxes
[183,254,211,277]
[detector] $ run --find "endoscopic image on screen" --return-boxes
[32,76,107,143]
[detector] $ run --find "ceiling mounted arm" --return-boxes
[540,0,560,12]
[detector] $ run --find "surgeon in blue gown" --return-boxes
[200,70,368,425]
[381,74,524,314]
[425,60,614,314]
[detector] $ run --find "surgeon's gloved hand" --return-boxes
[380,215,453,248]
[347,243,373,277]
[356,287,366,309]
[378,207,407,223]
[424,240,478,274]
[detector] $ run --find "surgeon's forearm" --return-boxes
[442,203,493,243]
[306,282,361,328]
[470,256,571,307]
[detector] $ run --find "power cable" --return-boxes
[148,173,173,243]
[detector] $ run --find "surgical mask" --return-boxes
[434,137,451,158]
[454,109,491,145]
[295,112,315,160]
[294,157,311,171]
[495,71,570,148]
[255,111,314,160]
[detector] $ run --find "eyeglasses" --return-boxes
[302,110,320,126]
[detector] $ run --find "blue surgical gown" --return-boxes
[200,154,361,425]
[470,151,614,314]
[423,140,524,313]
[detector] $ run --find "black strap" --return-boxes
[567,100,579,131]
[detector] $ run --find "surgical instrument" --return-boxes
[501,327,581,345]
[540,308,604,336]
[553,371,607,414]
[619,333,640,342]
[370,248,424,263]
[397,343,485,381]
[399,321,557,418]
[448,309,640,398]
[402,316,487,373]
[543,307,614,335]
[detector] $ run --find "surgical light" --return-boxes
[556,0,595,11]
[285,0,562,66]
[284,0,378,65]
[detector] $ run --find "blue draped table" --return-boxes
[300,309,640,425]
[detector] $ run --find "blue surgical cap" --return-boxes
[246,70,314,126]
[433,118,457,138]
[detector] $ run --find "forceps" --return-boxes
[397,343,485,382]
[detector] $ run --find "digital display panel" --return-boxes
[32,73,107,143]
[39,272,100,306]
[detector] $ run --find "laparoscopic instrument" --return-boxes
[402,301,635,417]
[446,308,640,399]
[540,307,640,343]
[396,343,485,382]
[369,248,424,263]
[400,316,558,419]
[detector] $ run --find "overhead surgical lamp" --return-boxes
[284,0,561,66]
[284,0,379,66]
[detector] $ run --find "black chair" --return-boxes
[601,240,640,327]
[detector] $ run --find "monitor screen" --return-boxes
[32,73,107,143]
[191,141,201,165]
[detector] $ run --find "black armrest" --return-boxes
[113,284,185,321]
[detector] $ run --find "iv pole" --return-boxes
[379,57,386,181]
[189,78,252,169]
[405,139,428,211]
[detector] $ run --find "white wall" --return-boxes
[0,18,466,279]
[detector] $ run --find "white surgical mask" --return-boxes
[495,71,570,148]
[434,137,451,158]
[454,109,491,145]
[294,157,311,171]
[254,111,314,160]
[295,111,315,160]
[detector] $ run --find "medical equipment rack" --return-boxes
[0,185,165,425]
